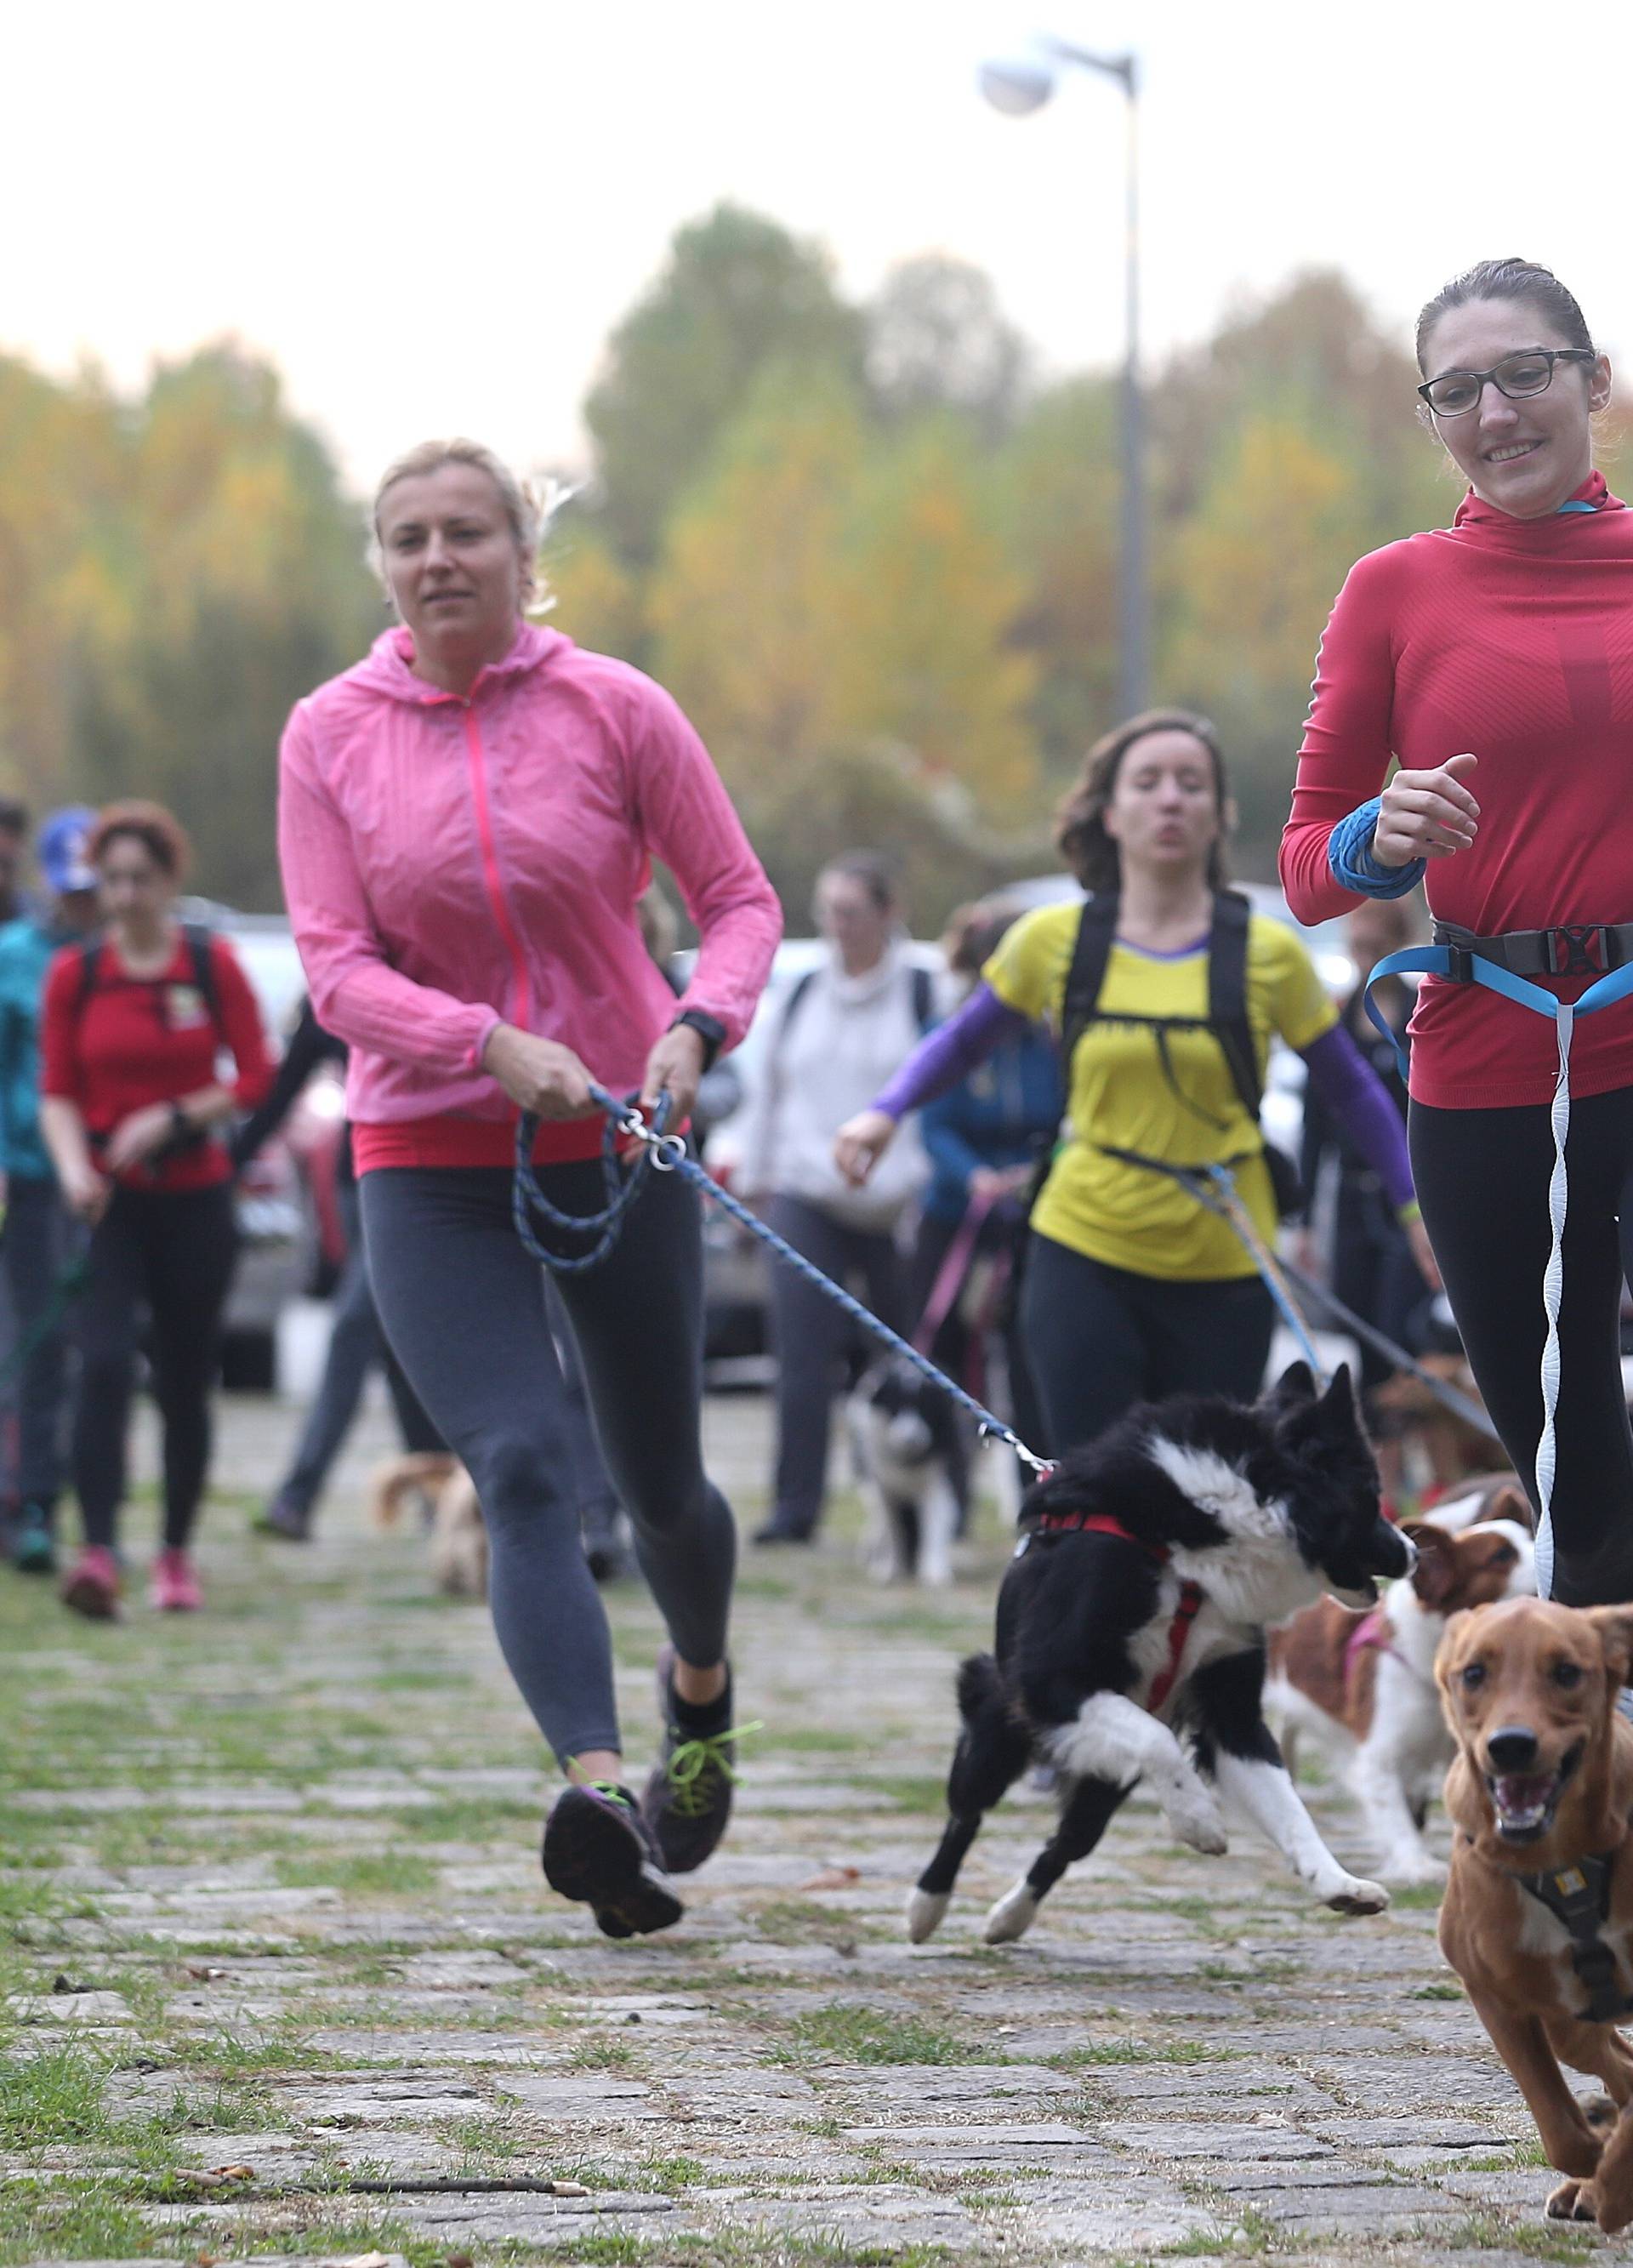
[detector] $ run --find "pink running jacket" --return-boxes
[278,624,782,1131]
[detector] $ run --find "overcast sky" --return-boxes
[10,1,1630,493]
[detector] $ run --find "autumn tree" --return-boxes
[583,203,865,571]
[865,254,1029,441]
[0,344,377,909]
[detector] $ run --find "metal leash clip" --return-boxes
[607,1095,688,1171]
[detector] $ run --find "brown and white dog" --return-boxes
[1267,1492,1533,1883]
[1437,1597,1633,2231]
[369,1453,487,1599]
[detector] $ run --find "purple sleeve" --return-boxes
[1299,1023,1414,1211]
[873,983,1033,1119]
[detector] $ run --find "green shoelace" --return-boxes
[661,1721,763,1817]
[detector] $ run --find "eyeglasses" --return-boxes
[1418,347,1596,419]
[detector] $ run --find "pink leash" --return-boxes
[913,1189,998,1363]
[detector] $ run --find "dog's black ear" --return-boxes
[1266,1360,1317,1414]
[1318,1364,1357,1419]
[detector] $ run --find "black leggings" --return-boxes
[361,1162,737,1767]
[1410,1086,1633,1603]
[74,1182,238,1552]
[1019,1232,1275,1458]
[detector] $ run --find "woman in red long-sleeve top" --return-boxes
[39,801,272,1620]
[1280,257,1633,1607]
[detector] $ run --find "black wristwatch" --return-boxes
[669,1010,727,1072]
[169,1101,191,1140]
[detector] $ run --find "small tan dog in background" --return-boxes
[1437,1596,1633,2231]
[369,1453,487,1599]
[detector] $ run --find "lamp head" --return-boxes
[978,55,1055,114]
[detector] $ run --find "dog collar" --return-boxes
[1027,1510,1203,1716]
[1517,1853,1633,2023]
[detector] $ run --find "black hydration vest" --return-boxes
[1059,888,1301,1218]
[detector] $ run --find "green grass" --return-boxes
[1053,2037,1232,2067]
[786,2001,983,2066]
[0,2042,111,2151]
[272,1850,437,1894]
[392,1795,540,1842]
[857,1774,947,1815]
[1441,2212,1594,2259]
[753,1895,873,1948]
[568,2034,636,2071]
[0,2178,168,2267]
[1411,1980,1464,2000]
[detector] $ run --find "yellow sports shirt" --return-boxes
[984,902,1336,1282]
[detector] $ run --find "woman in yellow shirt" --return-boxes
[837,710,1433,1455]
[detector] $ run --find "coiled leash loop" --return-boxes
[510,1085,674,1276]
[1364,943,1633,1600]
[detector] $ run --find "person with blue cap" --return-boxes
[0,806,101,1572]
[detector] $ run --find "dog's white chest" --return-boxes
[1512,1880,1633,2009]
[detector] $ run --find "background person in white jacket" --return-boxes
[748,853,930,1546]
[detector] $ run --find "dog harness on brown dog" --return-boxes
[1030,1508,1204,1717]
[1517,1854,1633,2023]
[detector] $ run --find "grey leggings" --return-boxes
[360,1163,736,1766]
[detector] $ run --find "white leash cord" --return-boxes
[1533,1000,1573,1601]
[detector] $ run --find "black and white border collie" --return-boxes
[849,1357,964,1588]
[906,1363,1415,1946]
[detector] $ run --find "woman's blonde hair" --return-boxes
[371,438,555,615]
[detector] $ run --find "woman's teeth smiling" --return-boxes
[1488,441,1542,464]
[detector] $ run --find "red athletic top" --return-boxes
[353,1114,634,1173]
[40,932,274,1192]
[1280,472,1633,1108]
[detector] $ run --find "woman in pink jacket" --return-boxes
[279,439,782,1937]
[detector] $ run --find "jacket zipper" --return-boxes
[461,704,532,1030]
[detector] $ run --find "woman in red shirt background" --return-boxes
[1281,258,1633,1606]
[40,801,271,1619]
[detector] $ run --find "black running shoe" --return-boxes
[640,1648,748,1876]
[541,1782,683,1938]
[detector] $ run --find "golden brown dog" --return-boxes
[1437,1597,1633,2228]
[368,1452,487,1599]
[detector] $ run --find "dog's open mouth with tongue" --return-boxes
[1487,1742,1584,1842]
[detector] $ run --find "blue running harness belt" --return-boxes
[1364,939,1633,1600]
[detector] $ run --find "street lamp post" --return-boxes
[980,38,1147,719]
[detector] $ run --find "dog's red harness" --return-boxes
[1033,1508,1204,1715]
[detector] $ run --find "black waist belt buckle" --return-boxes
[1548,925,1613,977]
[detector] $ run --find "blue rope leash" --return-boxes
[515,1084,1055,1478]
[511,1086,673,1274]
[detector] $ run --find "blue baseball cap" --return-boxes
[38,806,99,896]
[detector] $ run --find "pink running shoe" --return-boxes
[150,1548,203,1613]
[61,1546,121,1620]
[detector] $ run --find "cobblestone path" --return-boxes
[0,1390,1594,2266]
